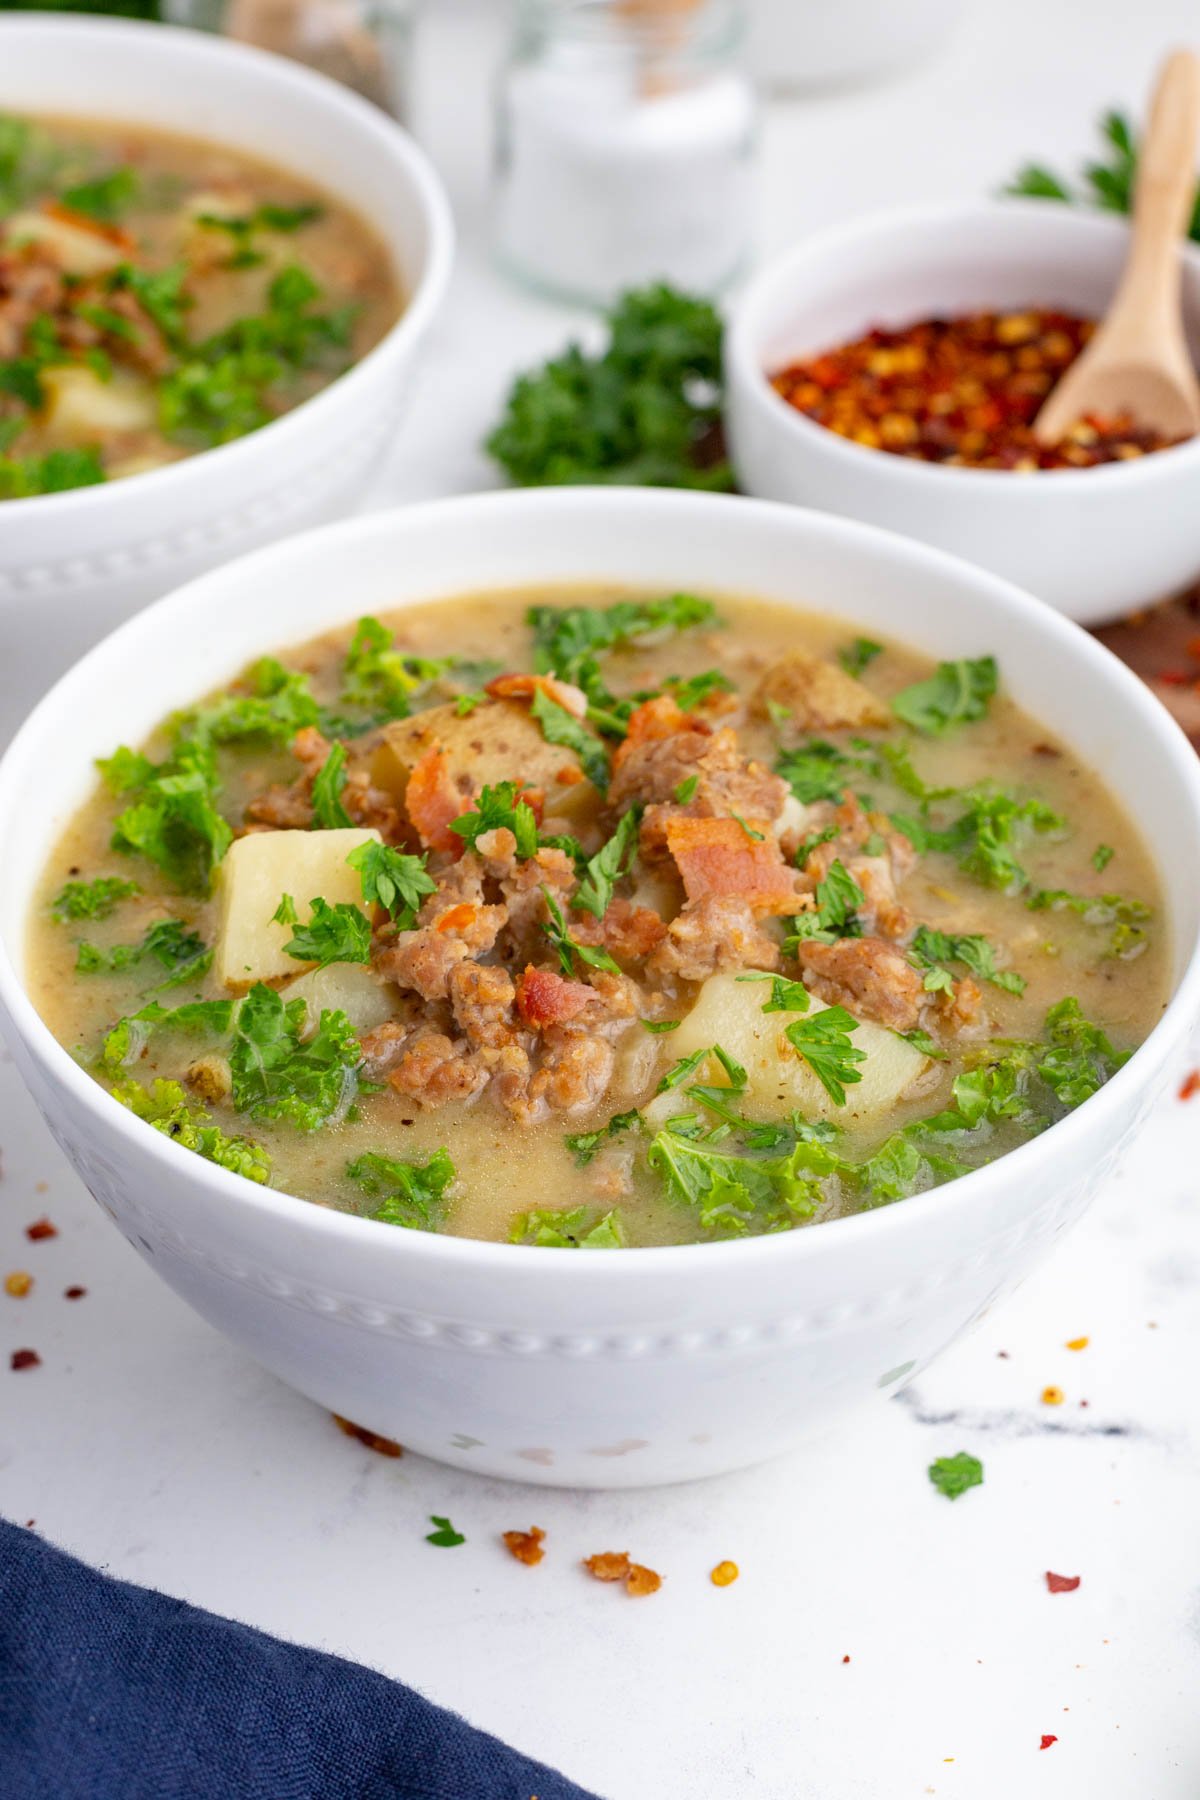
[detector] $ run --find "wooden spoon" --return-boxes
[1034,49,1200,445]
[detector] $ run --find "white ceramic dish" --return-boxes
[0,16,453,741]
[726,201,1200,625]
[1,488,1197,1490]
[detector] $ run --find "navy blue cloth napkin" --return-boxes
[0,1518,603,1800]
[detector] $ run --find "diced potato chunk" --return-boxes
[215,827,380,989]
[41,367,157,445]
[279,962,400,1035]
[371,699,601,828]
[644,969,929,1129]
[3,210,124,275]
[752,649,890,731]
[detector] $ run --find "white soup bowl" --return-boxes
[727,202,1200,625]
[0,489,1197,1488]
[0,16,453,740]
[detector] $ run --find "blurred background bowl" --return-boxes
[726,200,1200,624]
[0,15,453,742]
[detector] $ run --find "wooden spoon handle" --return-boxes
[1112,50,1200,326]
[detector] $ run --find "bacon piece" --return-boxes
[516,965,595,1028]
[503,1527,546,1567]
[664,815,797,916]
[405,746,464,854]
[485,672,588,718]
[612,694,693,770]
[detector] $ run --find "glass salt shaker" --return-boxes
[494,0,757,307]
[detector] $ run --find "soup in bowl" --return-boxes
[1,490,1197,1486]
[0,16,451,734]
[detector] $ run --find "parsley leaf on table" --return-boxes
[487,284,732,490]
[928,1452,984,1500]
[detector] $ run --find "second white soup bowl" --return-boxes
[727,202,1200,625]
[0,490,1197,1488]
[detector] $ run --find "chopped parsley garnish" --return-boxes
[101,997,234,1070]
[51,876,139,922]
[100,734,232,895]
[59,166,138,223]
[425,1515,465,1547]
[509,1206,625,1247]
[450,782,540,858]
[573,809,640,919]
[787,860,865,946]
[109,1076,271,1185]
[228,982,360,1132]
[908,924,1025,996]
[648,1122,839,1235]
[656,1046,710,1093]
[564,1110,641,1166]
[273,894,372,969]
[674,774,699,804]
[794,825,839,868]
[346,1147,455,1231]
[775,739,866,806]
[1026,887,1150,959]
[783,1005,865,1105]
[310,743,354,830]
[665,669,736,711]
[928,1452,984,1500]
[0,445,105,499]
[729,812,765,842]
[746,973,811,1014]
[529,685,610,790]
[1092,844,1115,872]
[488,284,732,491]
[838,637,883,678]
[340,616,452,722]
[527,592,717,685]
[541,888,621,977]
[346,841,436,928]
[643,1017,681,1033]
[894,785,1064,892]
[157,265,356,450]
[177,656,322,749]
[77,917,211,990]
[891,656,998,736]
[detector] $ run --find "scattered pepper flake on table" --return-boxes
[503,1527,546,1567]
[1040,1735,1058,1751]
[710,1560,739,1587]
[63,1286,87,1301]
[10,1348,40,1371]
[25,1218,57,1242]
[4,1271,33,1298]
[426,1515,465,1548]
[1046,1571,1081,1594]
[331,1413,403,1457]
[928,1452,984,1500]
[1041,1385,1065,1405]
[1065,1335,1089,1351]
[770,310,1181,470]
[1179,1070,1200,1100]
[583,1551,663,1596]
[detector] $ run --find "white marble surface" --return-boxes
[4,2,1200,1795]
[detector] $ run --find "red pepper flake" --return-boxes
[64,1286,87,1300]
[1179,1070,1200,1100]
[842,1654,851,1664]
[331,1413,403,1457]
[11,1348,41,1371]
[1046,1571,1081,1593]
[503,1527,546,1567]
[1039,1734,1058,1751]
[25,1217,57,1241]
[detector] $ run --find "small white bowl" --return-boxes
[1,488,1198,1489]
[0,16,453,738]
[727,201,1200,625]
